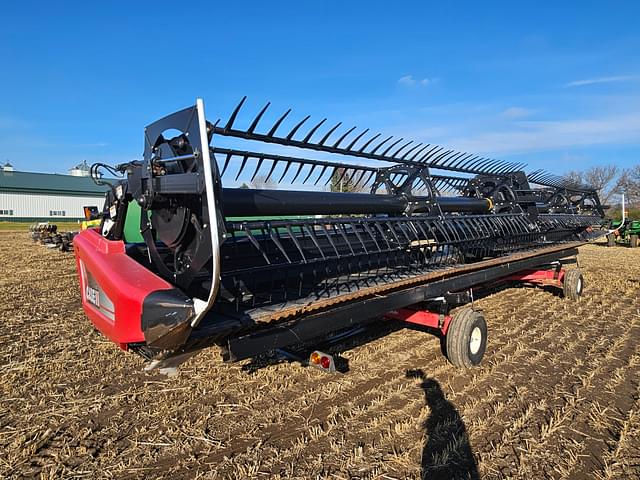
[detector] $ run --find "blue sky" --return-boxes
[1,1,639,177]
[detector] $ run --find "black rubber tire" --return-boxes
[607,234,615,247]
[630,234,638,248]
[563,268,584,301]
[445,308,488,368]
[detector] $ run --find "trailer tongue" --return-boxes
[74,98,604,369]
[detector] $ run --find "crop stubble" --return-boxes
[0,231,638,479]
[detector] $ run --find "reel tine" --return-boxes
[440,151,465,167]
[302,118,327,143]
[286,115,311,140]
[290,162,305,183]
[500,161,522,173]
[314,164,329,185]
[247,102,270,134]
[346,129,370,151]
[499,160,519,173]
[419,145,443,162]
[493,160,517,174]
[250,157,265,182]
[318,122,342,146]
[450,153,474,169]
[353,168,369,187]
[358,133,381,153]
[302,164,317,184]
[392,140,413,158]
[267,109,292,137]
[265,160,279,183]
[484,158,509,173]
[401,142,423,160]
[362,170,376,189]
[472,157,498,173]
[456,154,480,170]
[278,160,293,183]
[333,126,358,148]
[234,154,249,181]
[382,138,404,156]
[220,152,233,177]
[409,144,430,161]
[334,167,349,186]
[464,156,489,171]
[370,136,393,155]
[494,161,513,173]
[485,159,508,174]
[224,96,247,131]
[430,149,454,166]
[436,151,460,169]
[324,166,338,186]
[502,162,523,173]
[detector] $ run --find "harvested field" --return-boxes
[1,231,639,479]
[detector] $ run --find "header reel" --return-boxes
[85,97,605,354]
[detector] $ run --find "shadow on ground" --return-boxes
[407,369,479,480]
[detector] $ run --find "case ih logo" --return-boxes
[85,286,100,308]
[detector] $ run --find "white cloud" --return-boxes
[443,112,640,154]
[398,75,415,86]
[398,75,438,87]
[501,107,532,119]
[564,75,640,87]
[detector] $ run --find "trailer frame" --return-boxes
[210,243,580,363]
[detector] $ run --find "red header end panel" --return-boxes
[74,229,174,350]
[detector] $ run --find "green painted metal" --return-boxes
[609,218,640,246]
[0,170,110,196]
[123,200,146,243]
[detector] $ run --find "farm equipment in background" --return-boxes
[74,98,605,372]
[30,223,77,252]
[607,218,640,248]
[81,206,101,231]
[28,205,98,252]
[29,222,56,242]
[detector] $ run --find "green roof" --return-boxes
[0,170,111,196]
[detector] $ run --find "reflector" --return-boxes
[310,352,321,365]
[320,356,331,369]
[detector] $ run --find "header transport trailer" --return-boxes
[74,98,604,372]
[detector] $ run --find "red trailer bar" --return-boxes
[502,268,566,286]
[385,309,453,335]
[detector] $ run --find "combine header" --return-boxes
[74,98,604,371]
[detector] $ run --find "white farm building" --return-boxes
[0,162,109,222]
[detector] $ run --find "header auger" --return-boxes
[73,98,605,370]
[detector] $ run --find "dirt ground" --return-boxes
[1,231,639,480]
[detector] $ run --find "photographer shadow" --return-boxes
[406,369,479,480]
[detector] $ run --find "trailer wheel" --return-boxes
[630,234,639,248]
[563,268,584,301]
[445,308,487,368]
[607,234,615,247]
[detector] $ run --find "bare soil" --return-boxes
[1,231,639,479]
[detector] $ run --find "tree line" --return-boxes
[564,164,640,218]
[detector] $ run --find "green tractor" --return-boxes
[607,218,640,248]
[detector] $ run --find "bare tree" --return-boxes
[250,174,277,190]
[617,165,640,205]
[330,168,365,193]
[581,165,620,205]
[564,170,584,188]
